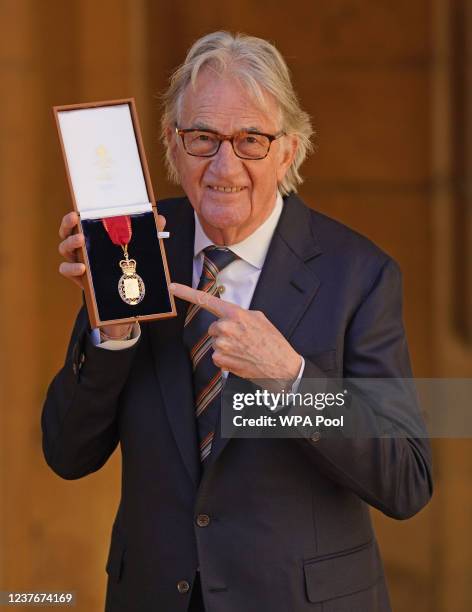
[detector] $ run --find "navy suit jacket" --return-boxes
[42,194,433,612]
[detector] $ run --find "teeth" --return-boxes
[210,186,244,192]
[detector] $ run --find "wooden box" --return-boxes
[53,98,176,327]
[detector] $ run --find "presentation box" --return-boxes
[54,98,176,328]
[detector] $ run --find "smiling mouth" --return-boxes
[207,185,246,193]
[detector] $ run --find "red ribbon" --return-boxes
[102,215,132,246]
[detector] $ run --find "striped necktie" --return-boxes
[183,246,238,466]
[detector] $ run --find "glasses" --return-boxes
[175,126,285,160]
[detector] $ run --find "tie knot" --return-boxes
[203,246,238,274]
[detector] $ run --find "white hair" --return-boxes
[161,31,314,195]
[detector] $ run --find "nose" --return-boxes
[210,139,242,175]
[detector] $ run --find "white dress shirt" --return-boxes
[193,191,284,310]
[91,191,305,386]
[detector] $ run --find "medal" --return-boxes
[102,215,146,305]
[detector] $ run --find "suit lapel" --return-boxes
[249,194,322,337]
[149,199,201,488]
[207,194,323,471]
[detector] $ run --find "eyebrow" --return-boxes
[189,122,264,133]
[191,121,213,130]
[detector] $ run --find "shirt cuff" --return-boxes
[290,356,305,393]
[90,322,141,350]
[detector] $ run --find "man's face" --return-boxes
[169,68,297,244]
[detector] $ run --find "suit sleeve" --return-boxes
[41,305,140,479]
[297,258,433,520]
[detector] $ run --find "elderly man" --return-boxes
[42,31,432,612]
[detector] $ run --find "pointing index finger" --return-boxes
[169,283,238,318]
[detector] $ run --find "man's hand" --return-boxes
[58,211,87,289]
[169,283,302,388]
[58,210,166,338]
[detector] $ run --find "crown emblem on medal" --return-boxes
[119,258,137,276]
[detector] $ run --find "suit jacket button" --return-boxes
[196,514,210,527]
[177,580,190,594]
[310,431,321,442]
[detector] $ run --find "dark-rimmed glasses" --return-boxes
[175,126,285,160]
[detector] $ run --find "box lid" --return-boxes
[56,101,152,220]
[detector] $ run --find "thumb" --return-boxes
[157,214,166,232]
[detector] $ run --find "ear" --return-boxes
[165,126,179,165]
[276,135,298,184]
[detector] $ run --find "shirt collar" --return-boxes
[193,191,283,270]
